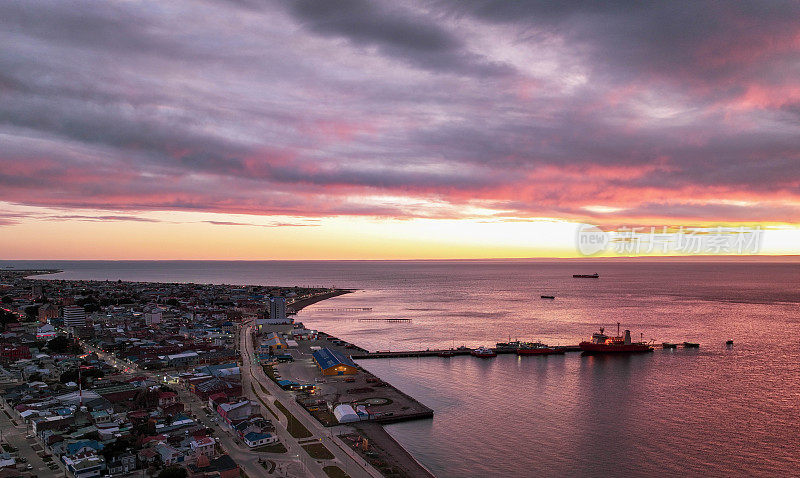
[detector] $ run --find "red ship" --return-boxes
[579,323,653,354]
[517,343,565,355]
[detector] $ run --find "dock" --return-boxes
[352,345,582,359]
[313,307,373,311]
[357,318,411,322]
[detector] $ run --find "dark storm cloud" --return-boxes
[0,0,798,223]
[430,0,800,86]
[284,0,513,76]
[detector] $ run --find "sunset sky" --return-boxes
[1,1,799,259]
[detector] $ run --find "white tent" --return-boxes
[333,404,360,423]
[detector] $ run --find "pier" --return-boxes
[352,345,582,359]
[357,318,411,322]
[313,307,373,311]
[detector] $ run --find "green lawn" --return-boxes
[252,442,287,453]
[273,400,312,439]
[302,443,334,460]
[323,465,351,478]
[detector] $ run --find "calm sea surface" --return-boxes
[5,260,800,477]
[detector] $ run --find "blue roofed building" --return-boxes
[312,348,358,376]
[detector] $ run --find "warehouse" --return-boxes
[312,348,358,376]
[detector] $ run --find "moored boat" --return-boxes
[573,273,599,278]
[683,342,700,348]
[662,342,677,349]
[471,346,497,358]
[437,349,455,357]
[579,323,653,354]
[517,342,564,355]
[540,295,555,299]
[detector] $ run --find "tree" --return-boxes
[0,309,18,330]
[24,305,40,321]
[157,467,187,478]
[47,336,73,353]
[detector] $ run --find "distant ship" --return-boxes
[579,324,653,354]
[517,343,564,356]
[471,346,497,358]
[573,273,599,278]
[540,295,555,299]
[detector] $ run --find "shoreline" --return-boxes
[288,288,354,312]
[10,271,433,478]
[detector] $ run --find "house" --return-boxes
[188,454,240,478]
[243,431,278,448]
[216,400,254,424]
[158,391,178,408]
[192,378,241,399]
[154,443,183,466]
[312,348,358,376]
[65,440,104,456]
[107,453,137,475]
[63,454,105,478]
[190,436,216,458]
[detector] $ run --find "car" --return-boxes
[25,464,33,470]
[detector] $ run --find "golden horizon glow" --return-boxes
[1,203,799,260]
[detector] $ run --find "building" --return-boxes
[0,345,30,362]
[333,404,360,423]
[269,297,286,323]
[38,303,59,324]
[107,453,137,475]
[243,432,278,448]
[216,400,254,424]
[143,307,162,326]
[190,436,216,458]
[263,332,287,353]
[63,454,105,478]
[312,348,358,376]
[62,305,86,328]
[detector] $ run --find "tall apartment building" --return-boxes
[62,305,86,328]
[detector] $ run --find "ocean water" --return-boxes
[6,259,800,476]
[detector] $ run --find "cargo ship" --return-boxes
[579,324,653,354]
[471,346,497,358]
[573,273,599,278]
[517,342,564,356]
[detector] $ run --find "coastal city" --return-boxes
[0,269,435,478]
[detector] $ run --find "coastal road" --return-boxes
[241,320,383,478]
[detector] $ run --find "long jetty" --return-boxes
[352,345,583,359]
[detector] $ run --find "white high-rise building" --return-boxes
[144,307,163,326]
[62,305,86,328]
[268,297,288,324]
[256,297,293,326]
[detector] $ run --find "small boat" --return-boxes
[517,342,564,355]
[573,273,599,278]
[683,342,700,348]
[725,340,734,345]
[540,295,555,299]
[662,342,677,349]
[579,323,653,354]
[437,350,455,357]
[471,346,497,358]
